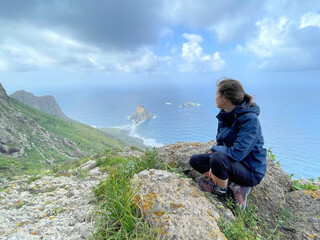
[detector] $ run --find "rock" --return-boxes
[80,160,97,171]
[116,146,145,158]
[249,158,292,223]
[284,189,320,239]
[157,141,320,239]
[132,169,229,240]
[129,104,154,124]
[180,102,200,108]
[0,82,9,102]
[10,90,68,120]
[0,172,108,240]
[157,141,215,180]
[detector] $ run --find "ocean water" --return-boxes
[53,81,320,179]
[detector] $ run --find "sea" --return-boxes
[50,79,320,179]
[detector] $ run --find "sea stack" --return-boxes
[180,102,200,108]
[129,104,154,124]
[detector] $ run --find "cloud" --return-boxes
[163,0,265,42]
[0,0,165,50]
[1,0,320,73]
[0,22,160,73]
[300,12,320,28]
[179,33,225,72]
[238,14,320,71]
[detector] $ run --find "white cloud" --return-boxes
[238,15,320,71]
[163,0,265,42]
[0,22,160,73]
[245,17,289,59]
[300,12,320,28]
[179,33,225,72]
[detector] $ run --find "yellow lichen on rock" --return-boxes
[303,190,320,199]
[154,211,166,216]
[170,203,184,208]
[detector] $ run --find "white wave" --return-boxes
[113,116,163,147]
[126,123,164,147]
[129,131,164,147]
[165,102,172,105]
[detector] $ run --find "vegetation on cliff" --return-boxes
[0,97,124,179]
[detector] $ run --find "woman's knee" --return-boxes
[189,154,198,168]
[210,152,228,166]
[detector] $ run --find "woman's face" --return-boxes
[215,90,224,109]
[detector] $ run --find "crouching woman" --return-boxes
[190,78,266,210]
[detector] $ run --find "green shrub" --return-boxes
[291,179,319,191]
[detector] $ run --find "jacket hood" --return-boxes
[216,101,260,125]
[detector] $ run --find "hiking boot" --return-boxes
[197,177,227,197]
[229,182,252,210]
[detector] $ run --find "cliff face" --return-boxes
[10,90,68,120]
[0,83,86,160]
[129,104,153,124]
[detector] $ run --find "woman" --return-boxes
[189,78,266,210]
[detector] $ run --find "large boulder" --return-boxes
[157,141,214,180]
[132,169,232,240]
[249,157,291,223]
[157,141,291,220]
[157,141,320,239]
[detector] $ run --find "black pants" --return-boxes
[189,152,259,187]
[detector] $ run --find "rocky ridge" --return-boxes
[129,104,154,124]
[10,90,68,120]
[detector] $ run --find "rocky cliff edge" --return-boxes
[1,142,319,239]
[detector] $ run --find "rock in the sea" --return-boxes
[129,104,154,124]
[132,169,230,240]
[180,102,200,108]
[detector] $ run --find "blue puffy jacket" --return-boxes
[211,101,267,181]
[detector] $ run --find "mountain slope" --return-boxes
[10,90,68,120]
[0,83,124,178]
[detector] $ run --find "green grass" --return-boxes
[91,148,159,240]
[217,199,283,240]
[291,179,319,191]
[10,98,124,154]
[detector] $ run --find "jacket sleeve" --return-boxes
[216,121,223,146]
[211,114,259,161]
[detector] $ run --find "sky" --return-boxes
[0,0,320,94]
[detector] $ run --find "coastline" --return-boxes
[98,127,147,149]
